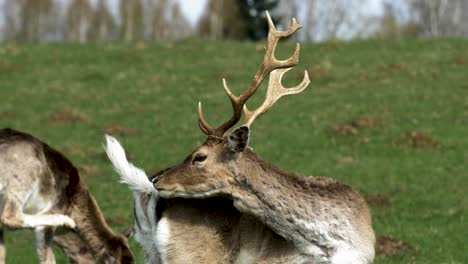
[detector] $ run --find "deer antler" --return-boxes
[243,68,310,127]
[198,11,306,138]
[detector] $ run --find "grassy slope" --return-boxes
[0,39,467,263]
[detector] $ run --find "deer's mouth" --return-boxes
[158,189,222,199]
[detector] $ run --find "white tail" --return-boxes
[105,135,161,263]
[104,135,156,195]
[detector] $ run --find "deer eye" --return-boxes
[192,154,207,164]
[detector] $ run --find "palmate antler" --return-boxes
[198,11,310,138]
[243,67,309,127]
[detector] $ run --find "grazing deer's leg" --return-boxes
[22,214,76,229]
[0,227,5,264]
[34,227,56,264]
[0,198,76,229]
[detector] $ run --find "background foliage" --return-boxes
[3,0,468,42]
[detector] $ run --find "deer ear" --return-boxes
[227,126,250,153]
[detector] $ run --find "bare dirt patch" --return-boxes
[59,146,87,157]
[106,215,130,226]
[397,131,441,149]
[376,236,414,258]
[382,63,403,73]
[455,56,468,65]
[104,124,141,136]
[0,111,16,119]
[0,65,22,72]
[331,117,381,135]
[365,193,390,207]
[255,43,265,51]
[336,156,353,164]
[215,71,231,81]
[305,66,329,81]
[331,124,358,135]
[78,165,98,176]
[48,110,87,124]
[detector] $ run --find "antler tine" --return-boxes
[197,78,242,137]
[264,11,301,70]
[243,69,310,127]
[198,11,304,137]
[198,102,214,135]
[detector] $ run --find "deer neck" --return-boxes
[69,184,124,258]
[230,151,320,253]
[231,151,306,213]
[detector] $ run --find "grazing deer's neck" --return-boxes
[69,183,124,258]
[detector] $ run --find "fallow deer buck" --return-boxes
[151,12,376,264]
[106,11,375,264]
[106,135,312,263]
[0,128,134,263]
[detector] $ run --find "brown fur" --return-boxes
[143,193,313,263]
[53,231,96,264]
[0,128,134,263]
[154,135,375,263]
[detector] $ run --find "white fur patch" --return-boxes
[158,189,221,199]
[330,243,366,264]
[236,249,257,264]
[155,217,170,264]
[292,217,372,264]
[23,214,76,228]
[104,135,156,195]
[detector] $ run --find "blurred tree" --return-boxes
[169,2,192,39]
[304,0,317,41]
[149,0,169,40]
[274,0,299,39]
[379,2,401,39]
[319,0,347,39]
[146,0,193,41]
[66,0,92,43]
[14,0,56,42]
[313,0,380,41]
[89,0,115,42]
[408,0,468,37]
[198,0,246,40]
[374,1,420,40]
[238,0,280,40]
[3,0,20,41]
[120,0,144,41]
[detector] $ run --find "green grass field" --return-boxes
[0,38,467,263]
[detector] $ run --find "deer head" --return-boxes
[154,12,309,198]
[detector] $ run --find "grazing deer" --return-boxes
[53,230,95,263]
[150,12,376,264]
[52,226,134,264]
[0,128,134,263]
[105,135,315,264]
